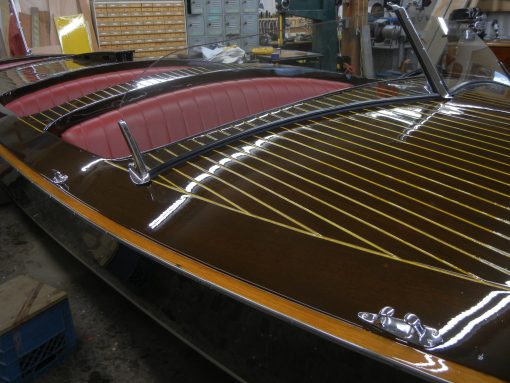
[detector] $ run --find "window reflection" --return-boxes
[148,134,274,230]
[431,291,510,351]
[397,353,449,374]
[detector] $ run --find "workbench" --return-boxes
[256,49,323,68]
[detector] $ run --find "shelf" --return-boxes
[94,0,187,59]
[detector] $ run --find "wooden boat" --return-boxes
[1,5,509,382]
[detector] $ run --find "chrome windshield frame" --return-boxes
[387,2,451,99]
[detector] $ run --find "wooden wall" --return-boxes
[0,0,99,57]
[0,2,10,56]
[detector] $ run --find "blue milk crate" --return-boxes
[0,276,76,383]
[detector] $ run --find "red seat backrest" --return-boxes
[61,77,352,159]
[5,66,186,116]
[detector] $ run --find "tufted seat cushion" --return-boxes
[5,66,186,116]
[62,77,352,159]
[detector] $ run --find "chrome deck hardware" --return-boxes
[358,306,443,348]
[50,170,68,185]
[118,119,150,185]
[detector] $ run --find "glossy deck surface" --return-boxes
[145,85,510,287]
[1,67,510,382]
[0,57,100,95]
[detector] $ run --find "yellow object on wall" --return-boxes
[54,14,92,54]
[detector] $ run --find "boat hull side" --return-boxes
[0,158,430,383]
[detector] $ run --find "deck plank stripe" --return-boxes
[149,152,249,214]
[172,144,318,234]
[352,109,510,169]
[311,115,510,195]
[345,111,510,174]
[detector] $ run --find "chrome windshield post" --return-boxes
[387,2,451,99]
[118,119,151,185]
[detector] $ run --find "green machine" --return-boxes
[275,0,339,71]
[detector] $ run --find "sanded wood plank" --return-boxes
[39,10,50,47]
[0,21,7,58]
[19,0,49,13]
[425,0,476,64]
[78,0,99,51]
[31,44,62,54]
[0,2,10,56]
[19,12,32,48]
[48,0,79,46]
[341,0,368,76]
[31,7,39,47]
[478,0,510,11]
[0,9,8,58]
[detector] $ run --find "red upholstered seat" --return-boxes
[62,77,352,159]
[5,66,186,116]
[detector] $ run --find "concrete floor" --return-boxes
[0,200,237,383]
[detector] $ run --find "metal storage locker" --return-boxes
[240,35,258,50]
[241,0,258,13]
[189,0,204,14]
[228,37,241,47]
[205,0,222,14]
[207,35,224,44]
[187,15,205,36]
[185,0,258,55]
[241,13,257,34]
[188,36,206,46]
[225,14,240,36]
[206,14,224,35]
[224,0,240,13]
